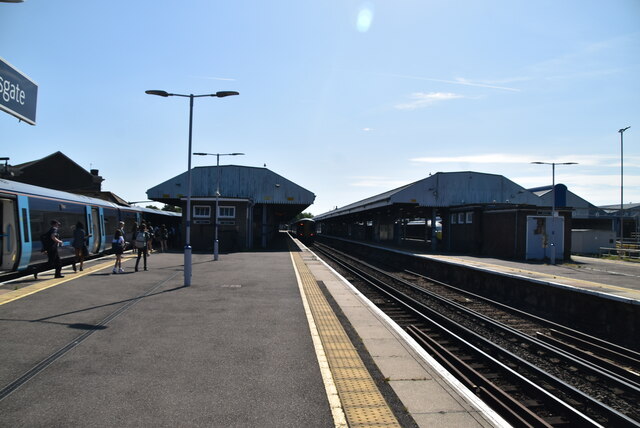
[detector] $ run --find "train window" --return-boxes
[28,198,84,242]
[218,206,235,218]
[193,205,211,218]
[22,208,30,242]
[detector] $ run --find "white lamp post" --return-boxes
[145,90,239,285]
[531,161,577,264]
[193,152,245,260]
[618,126,630,245]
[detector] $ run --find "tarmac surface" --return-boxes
[0,250,334,427]
[0,238,510,428]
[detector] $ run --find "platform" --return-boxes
[410,252,640,304]
[0,242,507,427]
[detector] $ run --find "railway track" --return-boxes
[312,242,640,427]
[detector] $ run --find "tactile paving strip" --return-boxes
[292,250,401,427]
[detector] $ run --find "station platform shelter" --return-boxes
[147,165,315,251]
[314,171,574,262]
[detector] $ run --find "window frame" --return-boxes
[193,205,211,218]
[218,206,236,219]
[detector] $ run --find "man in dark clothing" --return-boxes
[45,220,64,278]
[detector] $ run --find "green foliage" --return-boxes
[294,212,314,220]
[161,204,182,213]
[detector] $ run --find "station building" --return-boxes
[147,165,315,251]
[314,171,575,261]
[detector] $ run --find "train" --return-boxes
[289,218,316,245]
[0,179,181,276]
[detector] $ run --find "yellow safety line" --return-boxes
[0,255,135,306]
[291,250,401,428]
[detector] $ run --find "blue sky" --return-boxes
[1,1,639,215]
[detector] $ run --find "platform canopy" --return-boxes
[147,165,315,218]
[315,171,542,220]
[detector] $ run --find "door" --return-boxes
[1,198,19,271]
[526,215,564,261]
[91,207,101,254]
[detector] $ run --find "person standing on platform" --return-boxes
[118,221,126,241]
[72,222,91,272]
[112,229,125,274]
[146,223,154,255]
[134,224,149,272]
[159,224,168,252]
[44,220,64,278]
[129,221,139,253]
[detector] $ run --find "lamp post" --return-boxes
[618,126,630,245]
[193,152,245,260]
[145,89,239,285]
[531,161,577,264]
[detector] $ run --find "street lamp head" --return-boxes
[193,152,208,156]
[619,126,630,133]
[230,153,245,156]
[145,90,171,97]
[214,91,239,98]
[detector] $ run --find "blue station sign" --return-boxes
[0,57,38,125]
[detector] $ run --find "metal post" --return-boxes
[619,126,630,245]
[184,95,194,286]
[146,89,238,284]
[214,153,220,261]
[531,161,577,265]
[550,163,556,265]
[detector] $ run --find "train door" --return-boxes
[98,207,106,252]
[0,198,19,271]
[89,206,101,254]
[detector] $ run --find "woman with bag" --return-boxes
[112,229,125,274]
[134,224,149,272]
[72,222,91,272]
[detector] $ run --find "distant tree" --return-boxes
[295,212,314,220]
[145,205,160,210]
[161,204,182,213]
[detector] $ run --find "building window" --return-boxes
[451,214,457,224]
[466,212,473,224]
[219,206,236,218]
[193,205,211,218]
[458,213,465,224]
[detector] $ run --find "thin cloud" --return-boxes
[349,176,409,188]
[409,153,640,167]
[395,92,465,110]
[383,73,521,92]
[191,75,237,81]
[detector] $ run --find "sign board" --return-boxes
[0,57,38,125]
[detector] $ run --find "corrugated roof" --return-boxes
[315,171,542,220]
[147,165,315,206]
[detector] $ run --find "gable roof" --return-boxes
[315,171,541,220]
[147,165,315,206]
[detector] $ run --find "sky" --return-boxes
[1,1,639,216]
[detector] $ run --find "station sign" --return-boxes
[0,57,38,125]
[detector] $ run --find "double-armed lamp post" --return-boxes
[193,152,245,260]
[531,161,577,265]
[145,89,239,286]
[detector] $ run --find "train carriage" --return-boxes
[0,179,180,276]
[290,218,316,245]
